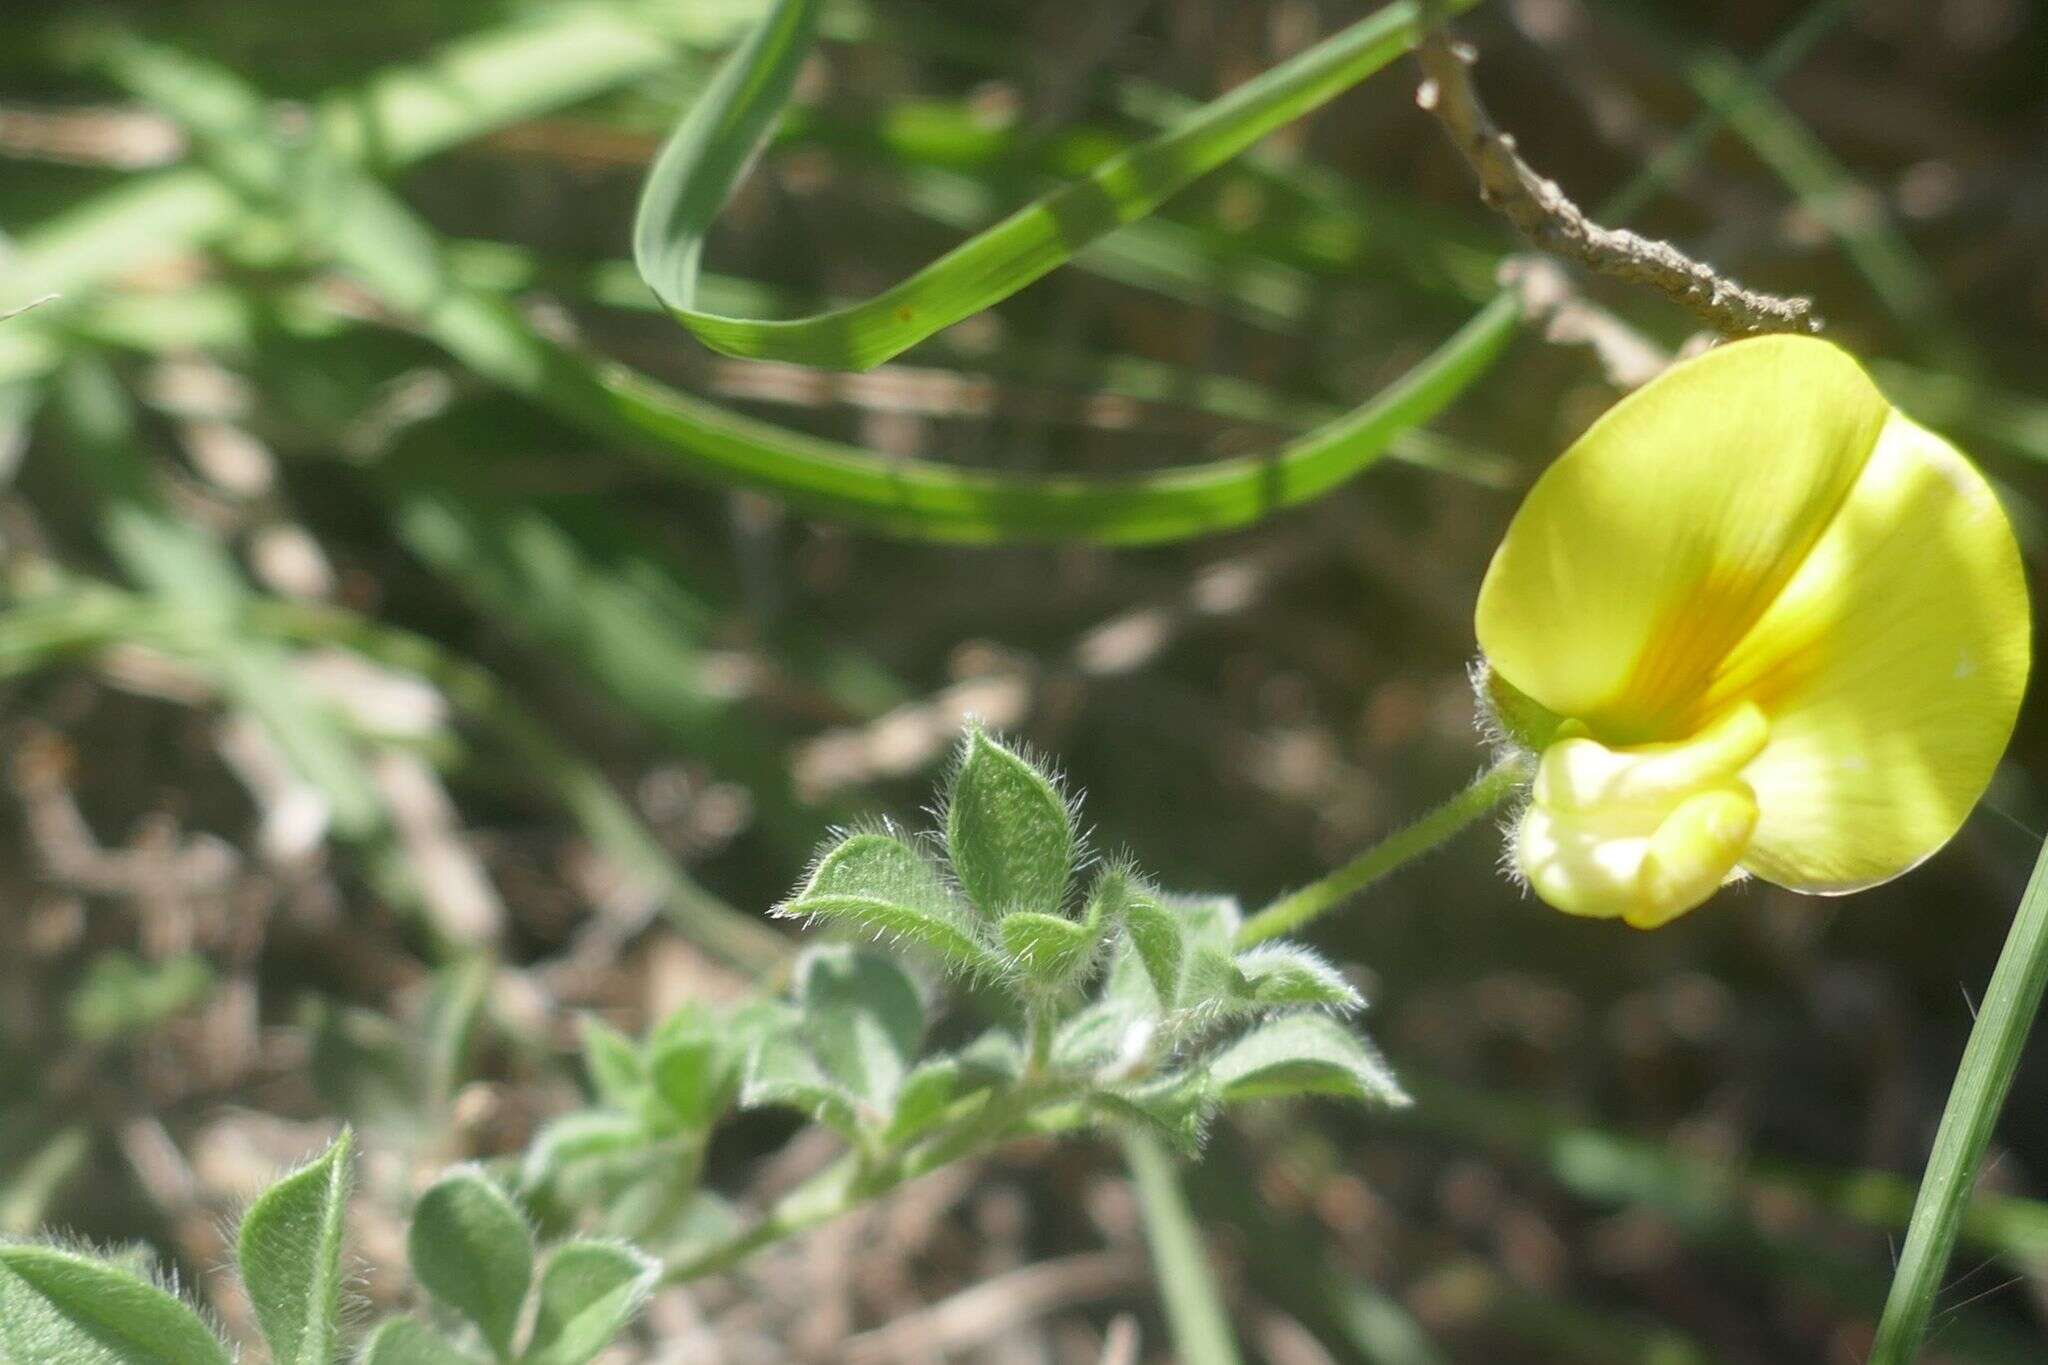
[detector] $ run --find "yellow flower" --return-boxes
[1476,336,2030,929]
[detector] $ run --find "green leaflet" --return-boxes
[238,1131,354,1365]
[0,1247,231,1365]
[409,1169,535,1360]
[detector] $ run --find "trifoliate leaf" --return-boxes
[1206,1014,1408,1107]
[945,728,1074,916]
[408,1167,533,1360]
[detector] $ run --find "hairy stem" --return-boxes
[662,1083,1078,1284]
[1235,755,1532,949]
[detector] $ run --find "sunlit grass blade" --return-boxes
[50,356,385,837]
[334,168,1525,543]
[0,5,677,311]
[87,29,1523,544]
[636,0,1473,370]
[0,576,790,974]
[1869,836,2048,1362]
[1405,1077,2048,1361]
[1123,1134,1243,1365]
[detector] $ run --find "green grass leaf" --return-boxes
[636,0,1471,370]
[1123,1133,1242,1365]
[409,1168,535,1360]
[1870,835,2048,1361]
[237,1129,354,1365]
[0,1246,231,1365]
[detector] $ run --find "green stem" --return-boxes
[1124,1132,1244,1365]
[1868,835,2048,1362]
[662,1082,1076,1283]
[1235,754,1532,948]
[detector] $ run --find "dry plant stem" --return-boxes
[1413,4,1818,338]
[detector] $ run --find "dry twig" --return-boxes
[1414,3,1818,337]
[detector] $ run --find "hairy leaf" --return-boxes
[796,945,923,1113]
[0,1247,230,1365]
[361,1317,480,1365]
[775,893,997,974]
[1119,894,1185,1007]
[946,729,1074,916]
[778,832,994,970]
[409,1168,534,1359]
[1232,943,1363,1012]
[1207,1014,1408,1106]
[238,1129,353,1365]
[523,1241,658,1365]
[998,910,1097,993]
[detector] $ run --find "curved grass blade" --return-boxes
[1869,837,2048,1362]
[636,0,1471,370]
[1123,1133,1243,1365]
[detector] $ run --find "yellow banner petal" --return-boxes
[1475,337,1890,744]
[1725,411,2029,891]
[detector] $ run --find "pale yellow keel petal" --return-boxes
[1476,336,1890,744]
[1516,714,1766,925]
[1722,410,2030,891]
[1631,788,1758,929]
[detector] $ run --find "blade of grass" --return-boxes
[1870,836,2048,1362]
[48,356,385,837]
[1402,1078,2048,1363]
[1123,1134,1243,1365]
[0,4,679,311]
[72,0,1854,547]
[0,576,790,974]
[636,0,1477,370]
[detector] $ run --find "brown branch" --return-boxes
[1413,8,1818,338]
